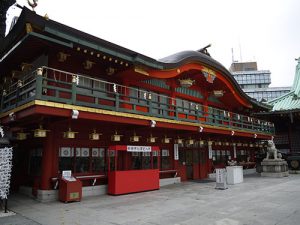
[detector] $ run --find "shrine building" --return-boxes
[0,8,274,201]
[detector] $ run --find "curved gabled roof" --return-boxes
[150,50,271,110]
[0,7,270,111]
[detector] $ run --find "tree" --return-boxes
[0,0,16,40]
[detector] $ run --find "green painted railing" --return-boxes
[1,66,275,135]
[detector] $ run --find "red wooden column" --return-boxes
[40,127,54,190]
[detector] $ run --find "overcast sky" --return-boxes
[6,0,300,87]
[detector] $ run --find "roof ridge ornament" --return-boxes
[197,44,211,57]
[27,0,38,11]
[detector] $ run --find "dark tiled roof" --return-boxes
[0,7,270,111]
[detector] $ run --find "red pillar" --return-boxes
[40,129,54,190]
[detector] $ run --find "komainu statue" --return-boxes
[265,140,281,160]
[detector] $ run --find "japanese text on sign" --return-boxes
[127,146,151,152]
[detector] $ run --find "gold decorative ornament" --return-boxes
[83,60,95,70]
[178,78,195,88]
[57,52,70,62]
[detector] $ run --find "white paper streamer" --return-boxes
[0,126,4,138]
[0,147,13,199]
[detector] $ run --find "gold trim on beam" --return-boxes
[134,67,149,76]
[0,100,272,137]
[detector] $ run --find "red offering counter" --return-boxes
[108,145,160,195]
[59,171,82,203]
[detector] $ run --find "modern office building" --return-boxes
[230,62,291,102]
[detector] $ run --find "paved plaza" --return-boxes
[1,174,300,225]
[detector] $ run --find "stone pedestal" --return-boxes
[261,159,289,177]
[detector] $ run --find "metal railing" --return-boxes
[1,66,275,134]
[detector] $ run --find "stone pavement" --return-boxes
[1,174,300,225]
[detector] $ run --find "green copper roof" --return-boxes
[268,58,300,111]
[292,58,300,97]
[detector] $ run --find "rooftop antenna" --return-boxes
[231,48,234,63]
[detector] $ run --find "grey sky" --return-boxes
[6,0,300,87]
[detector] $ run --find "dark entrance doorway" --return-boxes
[199,148,208,179]
[186,149,193,179]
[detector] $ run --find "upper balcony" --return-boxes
[0,66,275,135]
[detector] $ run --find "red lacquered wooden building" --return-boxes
[0,8,274,201]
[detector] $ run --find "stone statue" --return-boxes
[265,140,281,160]
[261,140,288,177]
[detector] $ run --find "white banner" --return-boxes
[233,144,237,159]
[0,147,13,199]
[59,147,73,157]
[127,146,151,152]
[92,148,100,157]
[174,144,179,160]
[81,148,89,157]
[208,144,213,159]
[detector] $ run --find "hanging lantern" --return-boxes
[63,128,78,139]
[111,131,123,142]
[89,130,102,140]
[162,136,171,144]
[34,125,50,138]
[130,132,141,142]
[199,140,205,146]
[147,134,157,143]
[175,137,184,144]
[186,138,194,145]
[16,132,28,140]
